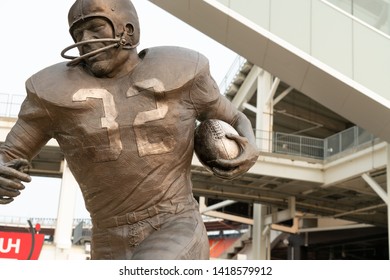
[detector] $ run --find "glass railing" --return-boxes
[326,0,390,36]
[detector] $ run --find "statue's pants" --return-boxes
[90,195,210,259]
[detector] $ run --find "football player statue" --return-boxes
[0,0,258,259]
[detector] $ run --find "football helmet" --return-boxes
[61,0,140,66]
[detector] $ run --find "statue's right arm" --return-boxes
[0,81,53,204]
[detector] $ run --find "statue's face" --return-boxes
[72,17,130,77]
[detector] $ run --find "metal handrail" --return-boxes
[218,55,247,95]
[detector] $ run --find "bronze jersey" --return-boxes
[0,46,240,220]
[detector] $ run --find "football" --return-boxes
[194,119,241,170]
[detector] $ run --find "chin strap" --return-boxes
[61,36,139,67]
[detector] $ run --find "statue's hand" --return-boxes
[0,158,31,204]
[212,134,259,180]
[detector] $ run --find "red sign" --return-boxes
[0,231,45,260]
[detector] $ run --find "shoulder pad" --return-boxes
[27,62,96,101]
[131,46,210,92]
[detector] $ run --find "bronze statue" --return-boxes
[0,0,258,259]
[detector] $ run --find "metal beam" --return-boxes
[333,203,387,219]
[264,197,296,225]
[361,173,389,204]
[200,200,236,213]
[203,210,253,225]
[299,223,373,233]
[273,86,293,105]
[270,217,299,234]
[242,103,257,113]
[231,66,262,110]
[266,77,280,106]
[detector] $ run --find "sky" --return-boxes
[0,0,237,220]
[0,0,235,95]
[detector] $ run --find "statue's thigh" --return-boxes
[132,209,209,260]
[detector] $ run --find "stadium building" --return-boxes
[1,0,389,260]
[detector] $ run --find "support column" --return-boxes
[253,70,275,260]
[252,204,268,259]
[53,161,78,259]
[256,70,275,152]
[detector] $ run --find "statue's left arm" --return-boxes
[190,58,259,179]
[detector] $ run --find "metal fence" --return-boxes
[324,126,376,158]
[273,132,325,159]
[0,216,92,228]
[0,93,24,117]
[256,126,378,160]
